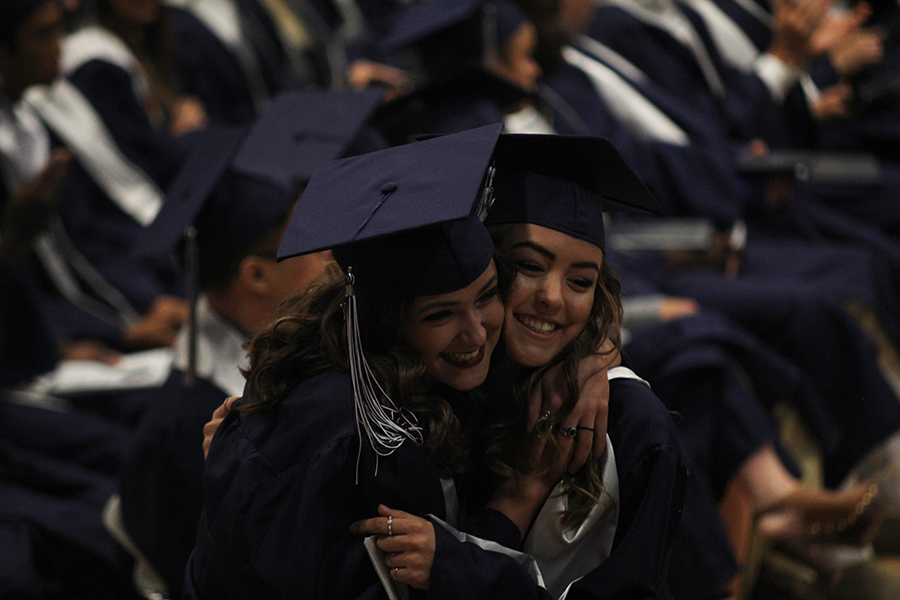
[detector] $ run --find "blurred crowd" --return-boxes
[3,0,900,598]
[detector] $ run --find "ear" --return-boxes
[237,255,273,295]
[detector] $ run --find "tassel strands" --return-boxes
[344,270,423,482]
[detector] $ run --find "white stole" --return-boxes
[604,0,727,97]
[563,41,691,146]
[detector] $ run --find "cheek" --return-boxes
[506,276,538,310]
[484,300,506,338]
[405,324,450,363]
[568,293,595,331]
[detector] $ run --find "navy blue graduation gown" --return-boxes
[185,370,555,600]
[169,0,310,126]
[614,239,900,487]
[119,369,227,596]
[564,376,687,600]
[623,311,810,599]
[0,260,58,386]
[56,56,187,312]
[585,1,806,148]
[540,58,759,225]
[0,402,134,599]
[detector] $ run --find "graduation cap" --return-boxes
[379,0,528,80]
[277,124,504,461]
[370,66,531,144]
[232,89,385,190]
[485,134,662,250]
[0,0,52,44]
[278,123,502,297]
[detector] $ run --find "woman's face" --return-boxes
[402,261,504,392]
[500,224,603,368]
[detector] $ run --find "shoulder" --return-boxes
[608,371,680,468]
[62,27,136,77]
[231,371,357,473]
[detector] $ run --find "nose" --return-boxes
[459,308,488,347]
[536,276,563,311]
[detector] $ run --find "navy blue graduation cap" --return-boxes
[135,126,295,269]
[380,0,528,79]
[278,123,503,297]
[277,124,504,461]
[0,0,51,44]
[232,89,385,191]
[486,134,662,250]
[371,66,531,144]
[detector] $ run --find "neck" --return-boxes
[206,288,268,336]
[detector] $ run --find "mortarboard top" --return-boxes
[379,0,527,79]
[370,66,530,142]
[0,0,52,44]
[486,134,662,250]
[232,89,385,191]
[134,126,295,268]
[278,124,504,298]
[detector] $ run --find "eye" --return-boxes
[569,277,596,291]
[422,310,453,323]
[476,286,500,306]
[515,260,544,274]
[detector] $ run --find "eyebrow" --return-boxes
[416,275,499,315]
[511,241,600,272]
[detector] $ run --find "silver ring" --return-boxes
[558,426,577,438]
[536,411,553,437]
[387,515,393,536]
[392,567,399,580]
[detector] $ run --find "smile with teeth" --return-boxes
[516,314,559,334]
[442,347,483,365]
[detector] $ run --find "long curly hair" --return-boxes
[485,225,623,531]
[240,262,495,476]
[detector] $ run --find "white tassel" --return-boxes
[344,271,423,482]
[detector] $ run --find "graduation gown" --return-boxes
[168,0,314,126]
[29,25,187,313]
[564,371,687,600]
[622,309,811,599]
[611,241,900,487]
[119,298,249,595]
[185,370,556,600]
[456,367,688,600]
[585,0,805,148]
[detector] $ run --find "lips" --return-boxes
[441,346,485,368]
[515,314,560,335]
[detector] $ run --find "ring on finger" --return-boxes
[392,567,399,580]
[387,515,393,536]
[577,426,595,433]
[558,425,577,438]
[535,411,553,437]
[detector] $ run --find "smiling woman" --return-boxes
[402,268,504,392]
[498,224,606,368]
